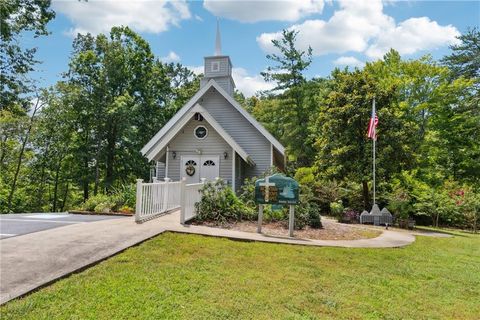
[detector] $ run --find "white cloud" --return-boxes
[187,65,204,75]
[257,0,459,59]
[365,17,460,58]
[333,56,364,68]
[161,51,181,63]
[203,0,324,23]
[232,68,275,97]
[53,0,191,36]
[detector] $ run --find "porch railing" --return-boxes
[180,179,205,224]
[135,178,181,223]
[135,177,206,224]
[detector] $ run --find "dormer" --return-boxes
[200,21,236,96]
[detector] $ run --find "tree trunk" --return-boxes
[60,181,69,212]
[94,138,101,195]
[7,98,42,212]
[52,158,62,212]
[105,123,117,192]
[36,143,50,210]
[83,155,89,201]
[0,135,8,169]
[362,180,370,210]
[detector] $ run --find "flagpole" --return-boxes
[373,97,376,205]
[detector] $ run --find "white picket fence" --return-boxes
[135,178,181,223]
[135,177,205,224]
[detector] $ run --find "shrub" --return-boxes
[111,184,136,210]
[79,183,136,213]
[342,208,359,223]
[195,179,255,225]
[81,194,111,211]
[330,200,344,220]
[94,201,114,214]
[294,167,316,186]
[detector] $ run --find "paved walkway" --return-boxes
[2,210,445,305]
[158,211,416,248]
[0,216,166,304]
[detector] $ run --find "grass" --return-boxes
[1,231,479,320]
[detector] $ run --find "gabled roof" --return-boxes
[141,79,285,160]
[143,104,255,165]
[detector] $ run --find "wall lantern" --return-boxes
[224,151,228,159]
[172,151,176,159]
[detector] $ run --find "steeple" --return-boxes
[200,20,235,96]
[215,19,222,56]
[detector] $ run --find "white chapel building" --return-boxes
[140,27,285,191]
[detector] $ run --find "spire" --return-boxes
[215,18,221,56]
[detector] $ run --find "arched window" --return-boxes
[185,160,197,166]
[203,160,215,166]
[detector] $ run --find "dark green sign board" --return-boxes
[255,173,299,205]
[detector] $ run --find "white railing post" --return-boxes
[180,177,186,224]
[135,179,144,223]
[163,177,171,212]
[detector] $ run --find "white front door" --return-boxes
[200,156,220,181]
[180,155,219,183]
[180,156,200,184]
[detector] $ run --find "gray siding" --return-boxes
[201,56,235,96]
[166,117,232,184]
[201,89,272,179]
[156,161,165,180]
[204,56,231,78]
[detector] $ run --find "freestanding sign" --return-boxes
[254,174,299,237]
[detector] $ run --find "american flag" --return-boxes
[367,98,378,140]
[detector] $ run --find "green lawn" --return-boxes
[2,231,479,320]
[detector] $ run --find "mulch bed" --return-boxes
[191,218,382,240]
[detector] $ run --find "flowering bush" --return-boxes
[342,209,359,223]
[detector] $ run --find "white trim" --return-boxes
[194,125,208,140]
[270,143,273,167]
[231,147,235,191]
[165,146,169,178]
[145,104,255,165]
[211,61,220,72]
[141,79,285,157]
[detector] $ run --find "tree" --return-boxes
[313,50,445,209]
[63,26,199,198]
[261,29,315,166]
[442,27,480,80]
[0,0,55,110]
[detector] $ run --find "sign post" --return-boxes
[254,174,299,237]
[257,204,264,233]
[288,205,295,237]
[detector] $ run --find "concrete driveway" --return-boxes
[0,213,125,239]
[0,213,170,304]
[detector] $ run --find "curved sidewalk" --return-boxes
[160,211,416,248]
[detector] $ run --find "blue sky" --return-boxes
[25,0,479,96]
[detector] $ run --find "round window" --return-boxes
[194,125,208,140]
